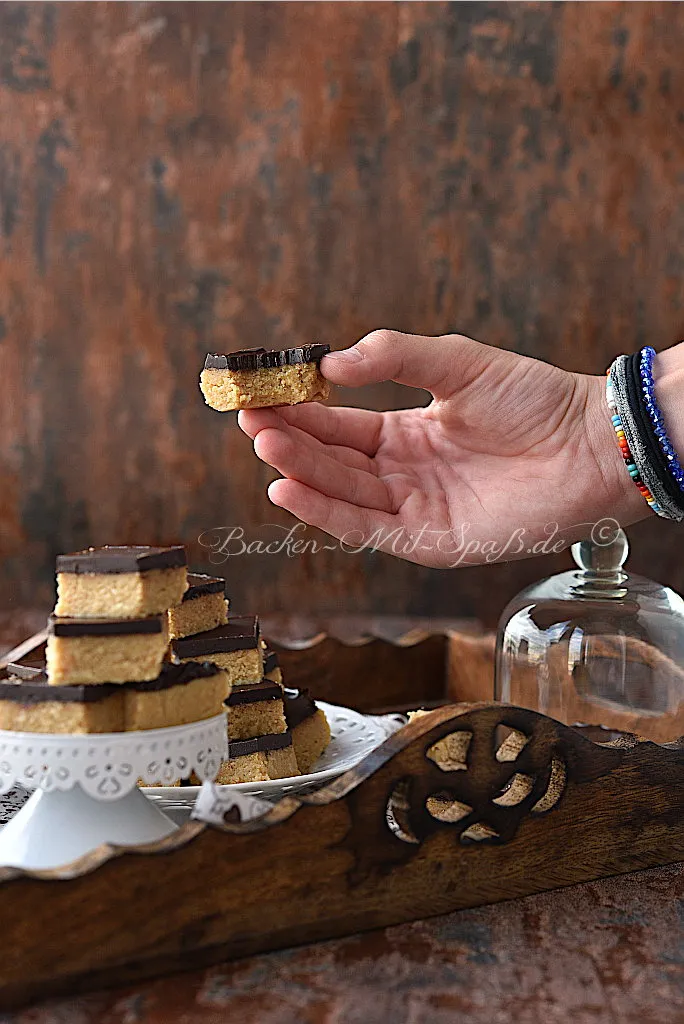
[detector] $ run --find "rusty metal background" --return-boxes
[1,1,683,622]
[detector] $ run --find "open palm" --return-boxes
[238,331,645,568]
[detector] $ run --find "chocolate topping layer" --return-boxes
[225,681,283,707]
[127,660,222,693]
[172,615,259,658]
[48,614,165,637]
[263,647,280,675]
[182,573,226,602]
[0,670,120,704]
[283,687,318,729]
[204,345,329,372]
[57,545,187,575]
[228,730,293,758]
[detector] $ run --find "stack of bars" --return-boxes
[169,591,331,783]
[0,547,231,750]
[0,543,332,785]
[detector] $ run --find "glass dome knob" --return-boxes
[571,525,629,573]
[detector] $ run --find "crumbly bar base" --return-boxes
[291,707,331,773]
[263,664,283,684]
[125,670,231,730]
[46,627,169,685]
[179,646,263,686]
[168,593,229,640]
[226,698,287,741]
[200,363,330,411]
[55,567,187,619]
[0,693,125,734]
[215,744,299,783]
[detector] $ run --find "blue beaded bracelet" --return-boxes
[639,346,684,492]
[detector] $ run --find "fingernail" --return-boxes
[323,347,363,365]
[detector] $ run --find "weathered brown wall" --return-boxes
[1,1,683,622]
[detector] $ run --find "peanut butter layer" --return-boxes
[1,660,228,734]
[0,670,125,734]
[172,616,262,684]
[225,681,287,741]
[46,616,169,685]
[125,661,230,730]
[290,708,331,773]
[216,731,299,783]
[200,361,330,412]
[168,589,229,640]
[55,566,188,619]
[262,647,282,683]
[179,648,263,687]
[283,688,331,772]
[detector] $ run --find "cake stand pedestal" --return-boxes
[0,714,227,870]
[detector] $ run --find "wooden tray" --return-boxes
[0,620,682,1009]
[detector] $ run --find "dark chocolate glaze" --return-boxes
[228,730,293,758]
[48,614,166,637]
[172,615,259,657]
[4,660,221,694]
[204,344,329,372]
[57,545,187,574]
[0,671,120,704]
[225,681,283,707]
[127,660,222,692]
[182,573,227,602]
[263,647,280,675]
[283,687,318,729]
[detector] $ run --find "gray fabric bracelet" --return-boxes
[610,355,683,521]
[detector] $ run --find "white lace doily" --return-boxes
[0,714,228,800]
[191,781,273,824]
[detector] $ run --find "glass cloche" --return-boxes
[495,527,684,741]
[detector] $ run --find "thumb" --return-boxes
[321,329,477,398]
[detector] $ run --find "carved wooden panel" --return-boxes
[0,704,682,1010]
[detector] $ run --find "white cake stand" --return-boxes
[0,713,227,870]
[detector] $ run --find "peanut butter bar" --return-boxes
[200,345,330,411]
[0,666,125,734]
[215,731,299,783]
[47,614,169,685]
[167,573,229,640]
[55,545,187,619]
[225,681,287,741]
[171,615,263,685]
[262,646,282,684]
[284,688,331,773]
[125,660,230,731]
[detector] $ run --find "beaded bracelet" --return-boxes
[639,346,684,492]
[605,367,664,515]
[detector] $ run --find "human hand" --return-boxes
[238,331,648,567]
